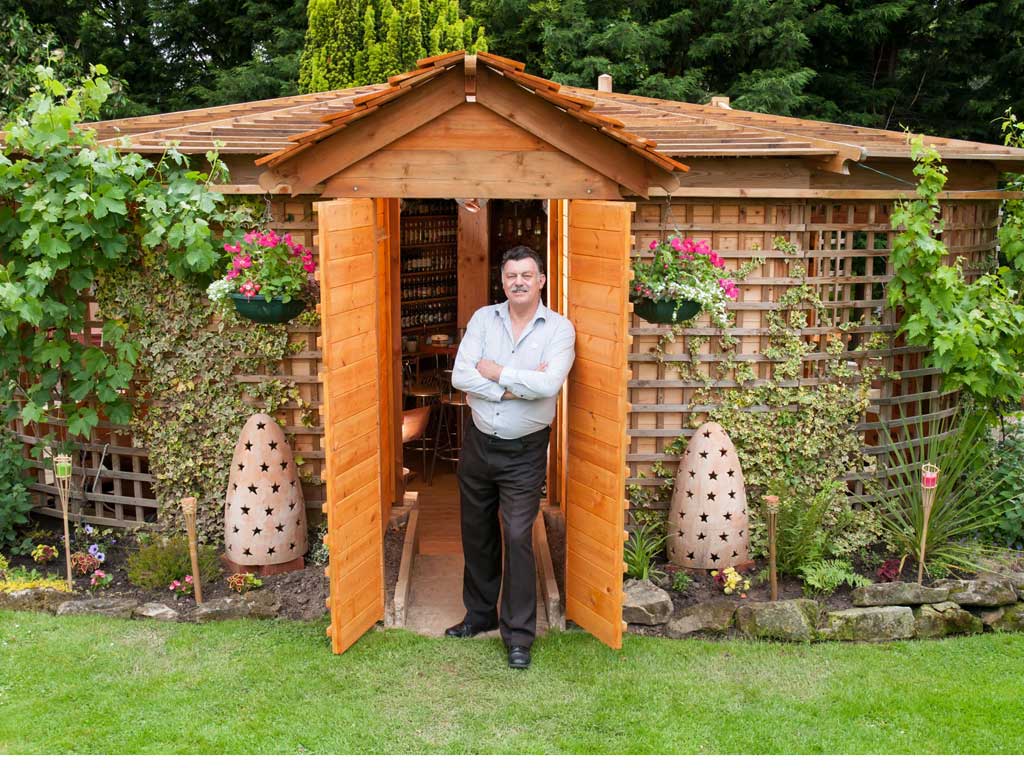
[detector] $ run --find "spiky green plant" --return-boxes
[872,408,1019,577]
[624,525,667,582]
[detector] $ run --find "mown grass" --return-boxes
[1,610,1021,754]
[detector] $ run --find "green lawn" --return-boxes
[1,610,1022,754]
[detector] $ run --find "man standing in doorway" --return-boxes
[448,245,576,670]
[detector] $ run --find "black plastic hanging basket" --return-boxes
[230,293,305,324]
[631,298,701,324]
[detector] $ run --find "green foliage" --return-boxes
[669,238,888,562]
[799,559,871,596]
[872,408,1017,578]
[309,522,329,567]
[888,136,1024,409]
[670,569,692,593]
[95,255,312,542]
[624,525,666,582]
[126,537,222,590]
[986,420,1024,549]
[301,0,488,90]
[0,428,32,549]
[0,66,236,441]
[764,480,855,577]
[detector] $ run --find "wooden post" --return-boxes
[181,497,203,603]
[54,454,73,590]
[763,495,779,601]
[918,464,939,585]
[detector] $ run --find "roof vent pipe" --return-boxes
[710,96,731,109]
[597,74,613,93]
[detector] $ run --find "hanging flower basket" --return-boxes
[632,298,701,324]
[230,293,305,324]
[630,235,740,327]
[207,229,318,324]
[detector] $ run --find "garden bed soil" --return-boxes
[6,517,407,622]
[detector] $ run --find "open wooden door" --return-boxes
[317,198,386,654]
[563,199,634,650]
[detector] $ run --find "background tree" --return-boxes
[299,0,487,91]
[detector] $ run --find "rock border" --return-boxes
[625,574,1024,642]
[5,573,1024,641]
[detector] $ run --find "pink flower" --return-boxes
[302,261,316,273]
[682,238,695,252]
[240,280,260,297]
[670,237,682,251]
[719,278,739,300]
[226,268,240,280]
[649,240,658,250]
[224,243,241,254]
[243,231,258,244]
[185,575,193,583]
[233,255,252,270]
[169,580,180,590]
[710,253,726,269]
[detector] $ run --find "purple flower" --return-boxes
[84,525,94,535]
[88,544,100,556]
[96,552,106,563]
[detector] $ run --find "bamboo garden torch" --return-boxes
[54,454,74,590]
[918,463,940,585]
[181,497,203,604]
[763,494,780,601]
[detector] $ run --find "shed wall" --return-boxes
[16,193,1001,527]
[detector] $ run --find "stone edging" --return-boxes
[627,576,1024,642]
[0,590,284,623]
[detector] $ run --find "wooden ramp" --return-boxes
[396,466,561,637]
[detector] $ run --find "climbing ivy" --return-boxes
[888,135,1024,410]
[95,260,316,542]
[0,66,237,439]
[634,238,890,563]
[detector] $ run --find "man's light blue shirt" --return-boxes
[451,300,576,440]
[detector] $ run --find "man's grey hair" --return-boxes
[500,245,545,275]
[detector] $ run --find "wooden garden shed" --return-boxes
[21,50,1024,654]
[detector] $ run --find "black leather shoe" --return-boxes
[444,619,497,638]
[507,645,531,670]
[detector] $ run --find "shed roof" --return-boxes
[84,51,1024,169]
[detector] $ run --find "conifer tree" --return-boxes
[398,0,427,70]
[354,4,377,84]
[382,0,403,78]
[298,0,362,92]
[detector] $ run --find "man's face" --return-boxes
[502,257,546,309]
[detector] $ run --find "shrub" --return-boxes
[624,525,666,582]
[873,408,1016,577]
[0,428,32,549]
[987,420,1024,549]
[759,479,844,575]
[127,537,221,590]
[799,559,871,595]
[671,570,693,593]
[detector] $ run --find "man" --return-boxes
[447,245,576,670]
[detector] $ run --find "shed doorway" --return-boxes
[316,196,633,655]
[396,197,553,637]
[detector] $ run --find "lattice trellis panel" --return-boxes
[13,195,1002,527]
[627,197,1000,517]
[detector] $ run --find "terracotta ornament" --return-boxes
[223,413,307,575]
[666,422,749,570]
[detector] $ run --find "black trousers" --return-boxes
[457,421,550,648]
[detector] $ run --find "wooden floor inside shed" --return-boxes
[401,464,548,639]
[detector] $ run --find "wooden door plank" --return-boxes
[318,198,385,655]
[563,199,631,650]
